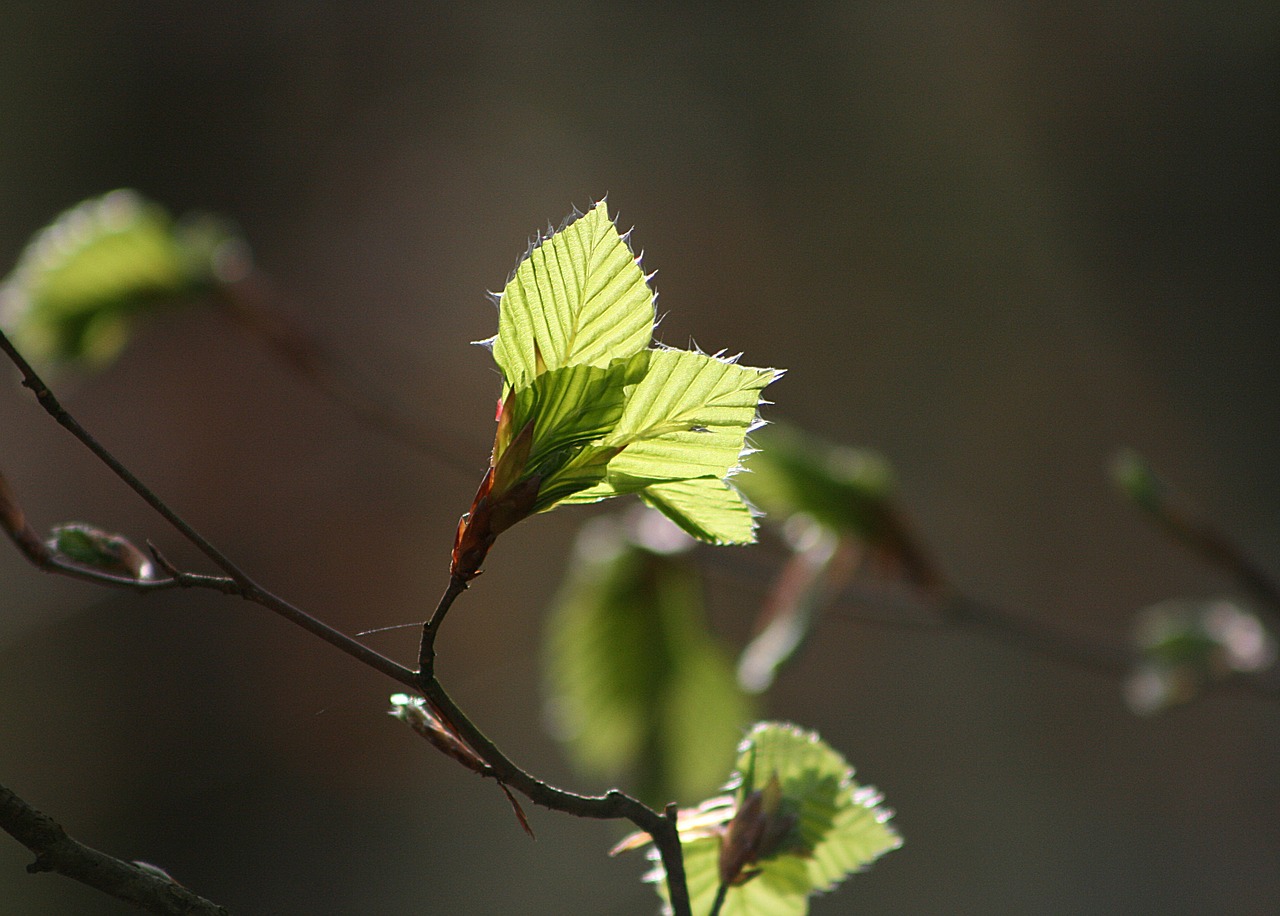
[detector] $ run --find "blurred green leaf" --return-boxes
[738,425,895,541]
[1110,448,1166,514]
[1,189,245,368]
[1125,598,1276,714]
[543,513,752,805]
[487,200,655,393]
[648,722,901,915]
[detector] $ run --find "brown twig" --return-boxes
[0,782,229,915]
[0,327,694,914]
[1115,451,1280,631]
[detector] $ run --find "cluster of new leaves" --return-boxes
[450,201,782,580]
[622,722,901,916]
[0,190,245,368]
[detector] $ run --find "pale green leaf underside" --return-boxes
[491,201,654,392]
[653,722,900,915]
[604,350,777,476]
[542,350,776,545]
[640,477,757,545]
[512,363,629,472]
[555,349,775,495]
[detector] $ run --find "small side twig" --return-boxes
[0,781,228,916]
[1115,450,1280,629]
[1,327,695,913]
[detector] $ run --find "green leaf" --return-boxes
[489,200,655,393]
[501,361,633,508]
[543,516,753,805]
[650,722,901,916]
[639,477,758,545]
[531,349,779,543]
[738,425,896,541]
[1,190,244,367]
[1125,598,1277,714]
[604,349,779,481]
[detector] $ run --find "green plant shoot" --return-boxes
[634,722,901,916]
[450,201,782,580]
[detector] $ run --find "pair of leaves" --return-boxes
[478,201,781,547]
[0,190,245,368]
[641,722,902,916]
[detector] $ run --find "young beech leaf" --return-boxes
[0,190,244,368]
[638,477,757,546]
[488,200,655,393]
[644,722,901,916]
[450,202,781,580]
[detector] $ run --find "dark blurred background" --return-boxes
[1,3,1277,913]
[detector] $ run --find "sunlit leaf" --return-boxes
[543,515,752,805]
[488,200,655,393]
[639,477,758,546]
[0,190,245,367]
[603,349,778,481]
[499,361,633,509]
[648,722,901,915]
[453,204,782,577]
[554,349,778,542]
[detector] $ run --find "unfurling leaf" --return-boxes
[450,202,782,579]
[641,722,901,916]
[49,523,154,580]
[0,190,247,368]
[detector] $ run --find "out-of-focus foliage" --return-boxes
[457,201,781,578]
[1125,598,1276,714]
[644,722,901,916]
[0,190,246,368]
[733,426,942,693]
[738,425,896,542]
[543,510,753,805]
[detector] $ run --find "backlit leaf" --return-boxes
[639,477,758,546]
[648,722,901,915]
[489,201,654,393]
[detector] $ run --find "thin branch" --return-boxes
[2,328,694,912]
[0,330,417,688]
[0,781,229,916]
[418,574,468,677]
[708,880,730,916]
[1127,463,1280,629]
[413,671,693,916]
